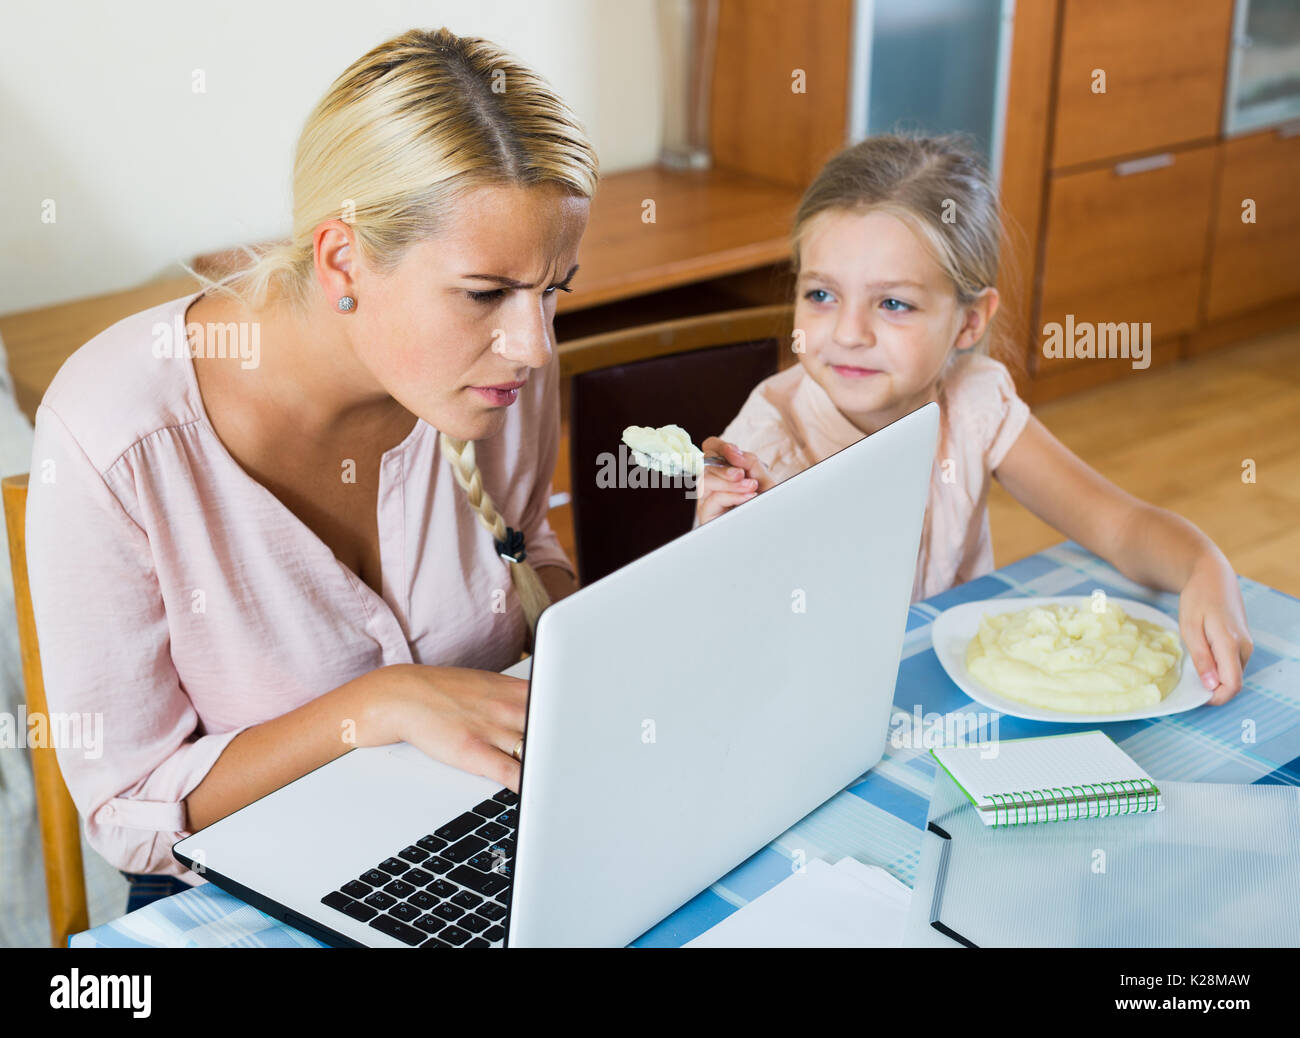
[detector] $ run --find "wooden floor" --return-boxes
[549,323,1300,597]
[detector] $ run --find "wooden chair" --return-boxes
[558,303,793,584]
[2,473,88,948]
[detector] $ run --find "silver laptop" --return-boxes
[173,402,939,947]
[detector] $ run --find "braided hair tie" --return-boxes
[495,525,527,564]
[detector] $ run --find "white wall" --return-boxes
[0,0,664,315]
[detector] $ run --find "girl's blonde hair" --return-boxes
[790,133,1016,373]
[183,27,599,650]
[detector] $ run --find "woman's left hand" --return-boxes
[1178,554,1254,705]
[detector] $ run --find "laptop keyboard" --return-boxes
[319,787,517,947]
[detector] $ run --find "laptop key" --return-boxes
[495,809,518,828]
[449,864,509,896]
[321,891,354,914]
[467,851,512,878]
[420,936,455,947]
[433,902,465,921]
[434,812,482,842]
[403,868,434,887]
[388,902,421,923]
[492,789,518,807]
[360,869,389,886]
[368,913,425,947]
[427,879,457,898]
[414,913,447,934]
[477,901,507,921]
[416,835,449,853]
[450,890,482,909]
[344,901,379,922]
[424,856,454,875]
[383,879,416,898]
[442,834,488,863]
[478,821,509,841]
[438,925,472,946]
[466,937,491,947]
[398,845,430,864]
[363,891,396,910]
[377,857,409,876]
[472,798,505,818]
[485,924,505,941]
[340,880,371,899]
[408,890,438,911]
[459,913,489,933]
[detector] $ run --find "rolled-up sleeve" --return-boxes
[25,403,249,880]
[514,353,574,578]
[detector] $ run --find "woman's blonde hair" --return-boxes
[184,27,599,650]
[789,132,1017,375]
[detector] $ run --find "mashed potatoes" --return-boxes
[965,600,1182,713]
[622,424,704,476]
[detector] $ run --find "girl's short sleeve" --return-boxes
[717,390,805,484]
[949,355,1030,472]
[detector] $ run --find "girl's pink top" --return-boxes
[24,289,572,882]
[718,351,1030,603]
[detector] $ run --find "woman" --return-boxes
[25,27,598,906]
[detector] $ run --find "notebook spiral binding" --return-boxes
[986,779,1160,827]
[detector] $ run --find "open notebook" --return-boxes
[931,731,1161,827]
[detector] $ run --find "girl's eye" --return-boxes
[881,298,914,312]
[805,288,833,304]
[544,283,574,297]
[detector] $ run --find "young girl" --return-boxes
[696,134,1253,705]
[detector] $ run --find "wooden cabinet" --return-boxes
[1037,144,1217,376]
[1050,0,1233,169]
[1205,129,1300,322]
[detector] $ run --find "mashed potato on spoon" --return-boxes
[965,600,1183,714]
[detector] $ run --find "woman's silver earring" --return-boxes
[337,295,356,312]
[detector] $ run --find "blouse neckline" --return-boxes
[175,288,420,655]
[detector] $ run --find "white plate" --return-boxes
[930,595,1211,723]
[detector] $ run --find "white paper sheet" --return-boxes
[685,856,912,947]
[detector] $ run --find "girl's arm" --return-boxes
[993,415,1253,704]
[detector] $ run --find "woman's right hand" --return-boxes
[355,664,529,792]
[695,437,776,525]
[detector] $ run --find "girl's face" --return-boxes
[793,208,996,435]
[332,182,590,442]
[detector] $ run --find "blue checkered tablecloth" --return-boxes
[69,541,1300,948]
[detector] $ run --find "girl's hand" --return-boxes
[695,438,777,525]
[1178,555,1254,705]
[356,664,529,792]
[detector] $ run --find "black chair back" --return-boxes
[569,337,780,584]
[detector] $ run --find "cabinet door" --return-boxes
[1036,144,1217,375]
[1205,129,1300,322]
[1051,0,1233,169]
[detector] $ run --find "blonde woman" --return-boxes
[25,28,597,905]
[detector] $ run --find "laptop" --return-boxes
[173,401,939,947]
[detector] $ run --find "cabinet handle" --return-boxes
[1114,153,1175,176]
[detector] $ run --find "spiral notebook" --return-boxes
[930,730,1161,826]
